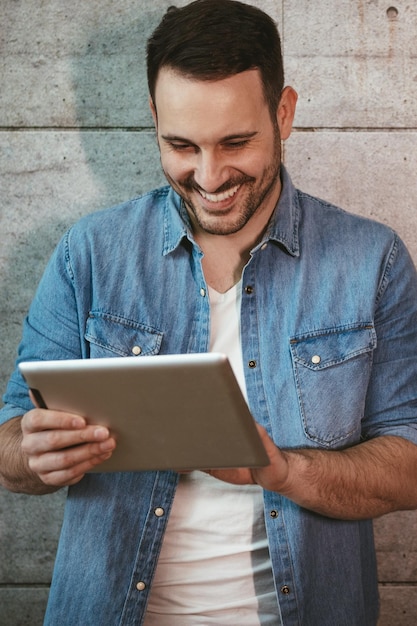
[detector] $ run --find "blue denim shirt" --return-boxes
[3,166,417,626]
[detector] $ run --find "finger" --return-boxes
[255,423,280,461]
[37,451,115,487]
[22,408,86,434]
[251,425,291,491]
[28,438,116,485]
[21,424,112,456]
[203,467,254,484]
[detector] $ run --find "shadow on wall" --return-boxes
[1,6,168,398]
[68,6,169,196]
[0,9,170,625]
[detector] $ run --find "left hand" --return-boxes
[204,424,291,493]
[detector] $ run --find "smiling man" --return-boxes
[1,1,417,625]
[150,66,296,292]
[151,68,290,236]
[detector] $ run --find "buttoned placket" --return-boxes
[241,243,300,624]
[119,244,211,625]
[118,472,179,625]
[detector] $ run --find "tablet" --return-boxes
[18,353,269,472]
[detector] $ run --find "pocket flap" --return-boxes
[85,312,163,357]
[290,325,376,370]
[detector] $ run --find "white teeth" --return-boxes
[199,184,240,203]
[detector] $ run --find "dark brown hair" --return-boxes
[147,0,284,119]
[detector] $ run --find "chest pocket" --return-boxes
[290,325,376,447]
[85,312,163,358]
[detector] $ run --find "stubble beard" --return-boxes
[165,130,282,236]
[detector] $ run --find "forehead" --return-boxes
[153,68,270,138]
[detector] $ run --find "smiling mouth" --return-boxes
[198,184,241,204]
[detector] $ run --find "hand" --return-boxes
[204,424,291,493]
[21,407,116,488]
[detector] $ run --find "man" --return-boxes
[1,0,417,624]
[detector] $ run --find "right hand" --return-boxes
[21,408,116,487]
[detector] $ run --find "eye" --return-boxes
[166,140,196,153]
[170,143,190,151]
[223,139,250,149]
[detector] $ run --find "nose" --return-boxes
[193,149,229,193]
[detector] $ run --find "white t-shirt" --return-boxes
[143,282,280,625]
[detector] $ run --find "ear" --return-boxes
[149,97,157,127]
[276,86,298,141]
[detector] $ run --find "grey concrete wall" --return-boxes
[0,0,416,623]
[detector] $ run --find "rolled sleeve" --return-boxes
[363,234,417,444]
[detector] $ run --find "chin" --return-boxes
[196,215,249,236]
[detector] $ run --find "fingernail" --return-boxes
[99,439,115,452]
[94,426,109,440]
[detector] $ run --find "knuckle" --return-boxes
[55,447,78,469]
[44,430,64,449]
[22,409,40,432]
[41,471,69,488]
[20,437,31,455]
[26,455,38,473]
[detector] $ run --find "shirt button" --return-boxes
[132,346,142,356]
[270,510,279,518]
[281,585,291,595]
[261,243,268,250]
[248,360,257,369]
[244,285,254,294]
[200,288,206,297]
[311,355,321,364]
[136,581,146,591]
[154,507,165,517]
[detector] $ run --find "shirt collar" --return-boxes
[163,164,300,258]
[259,165,300,257]
[162,188,192,255]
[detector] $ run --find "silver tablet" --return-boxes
[19,353,269,472]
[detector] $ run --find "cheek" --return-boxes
[160,152,192,183]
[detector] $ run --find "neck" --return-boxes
[194,205,276,294]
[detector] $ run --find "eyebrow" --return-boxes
[161,131,258,143]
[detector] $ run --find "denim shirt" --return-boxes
[2,166,417,626]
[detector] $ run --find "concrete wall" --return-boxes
[1,0,416,623]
